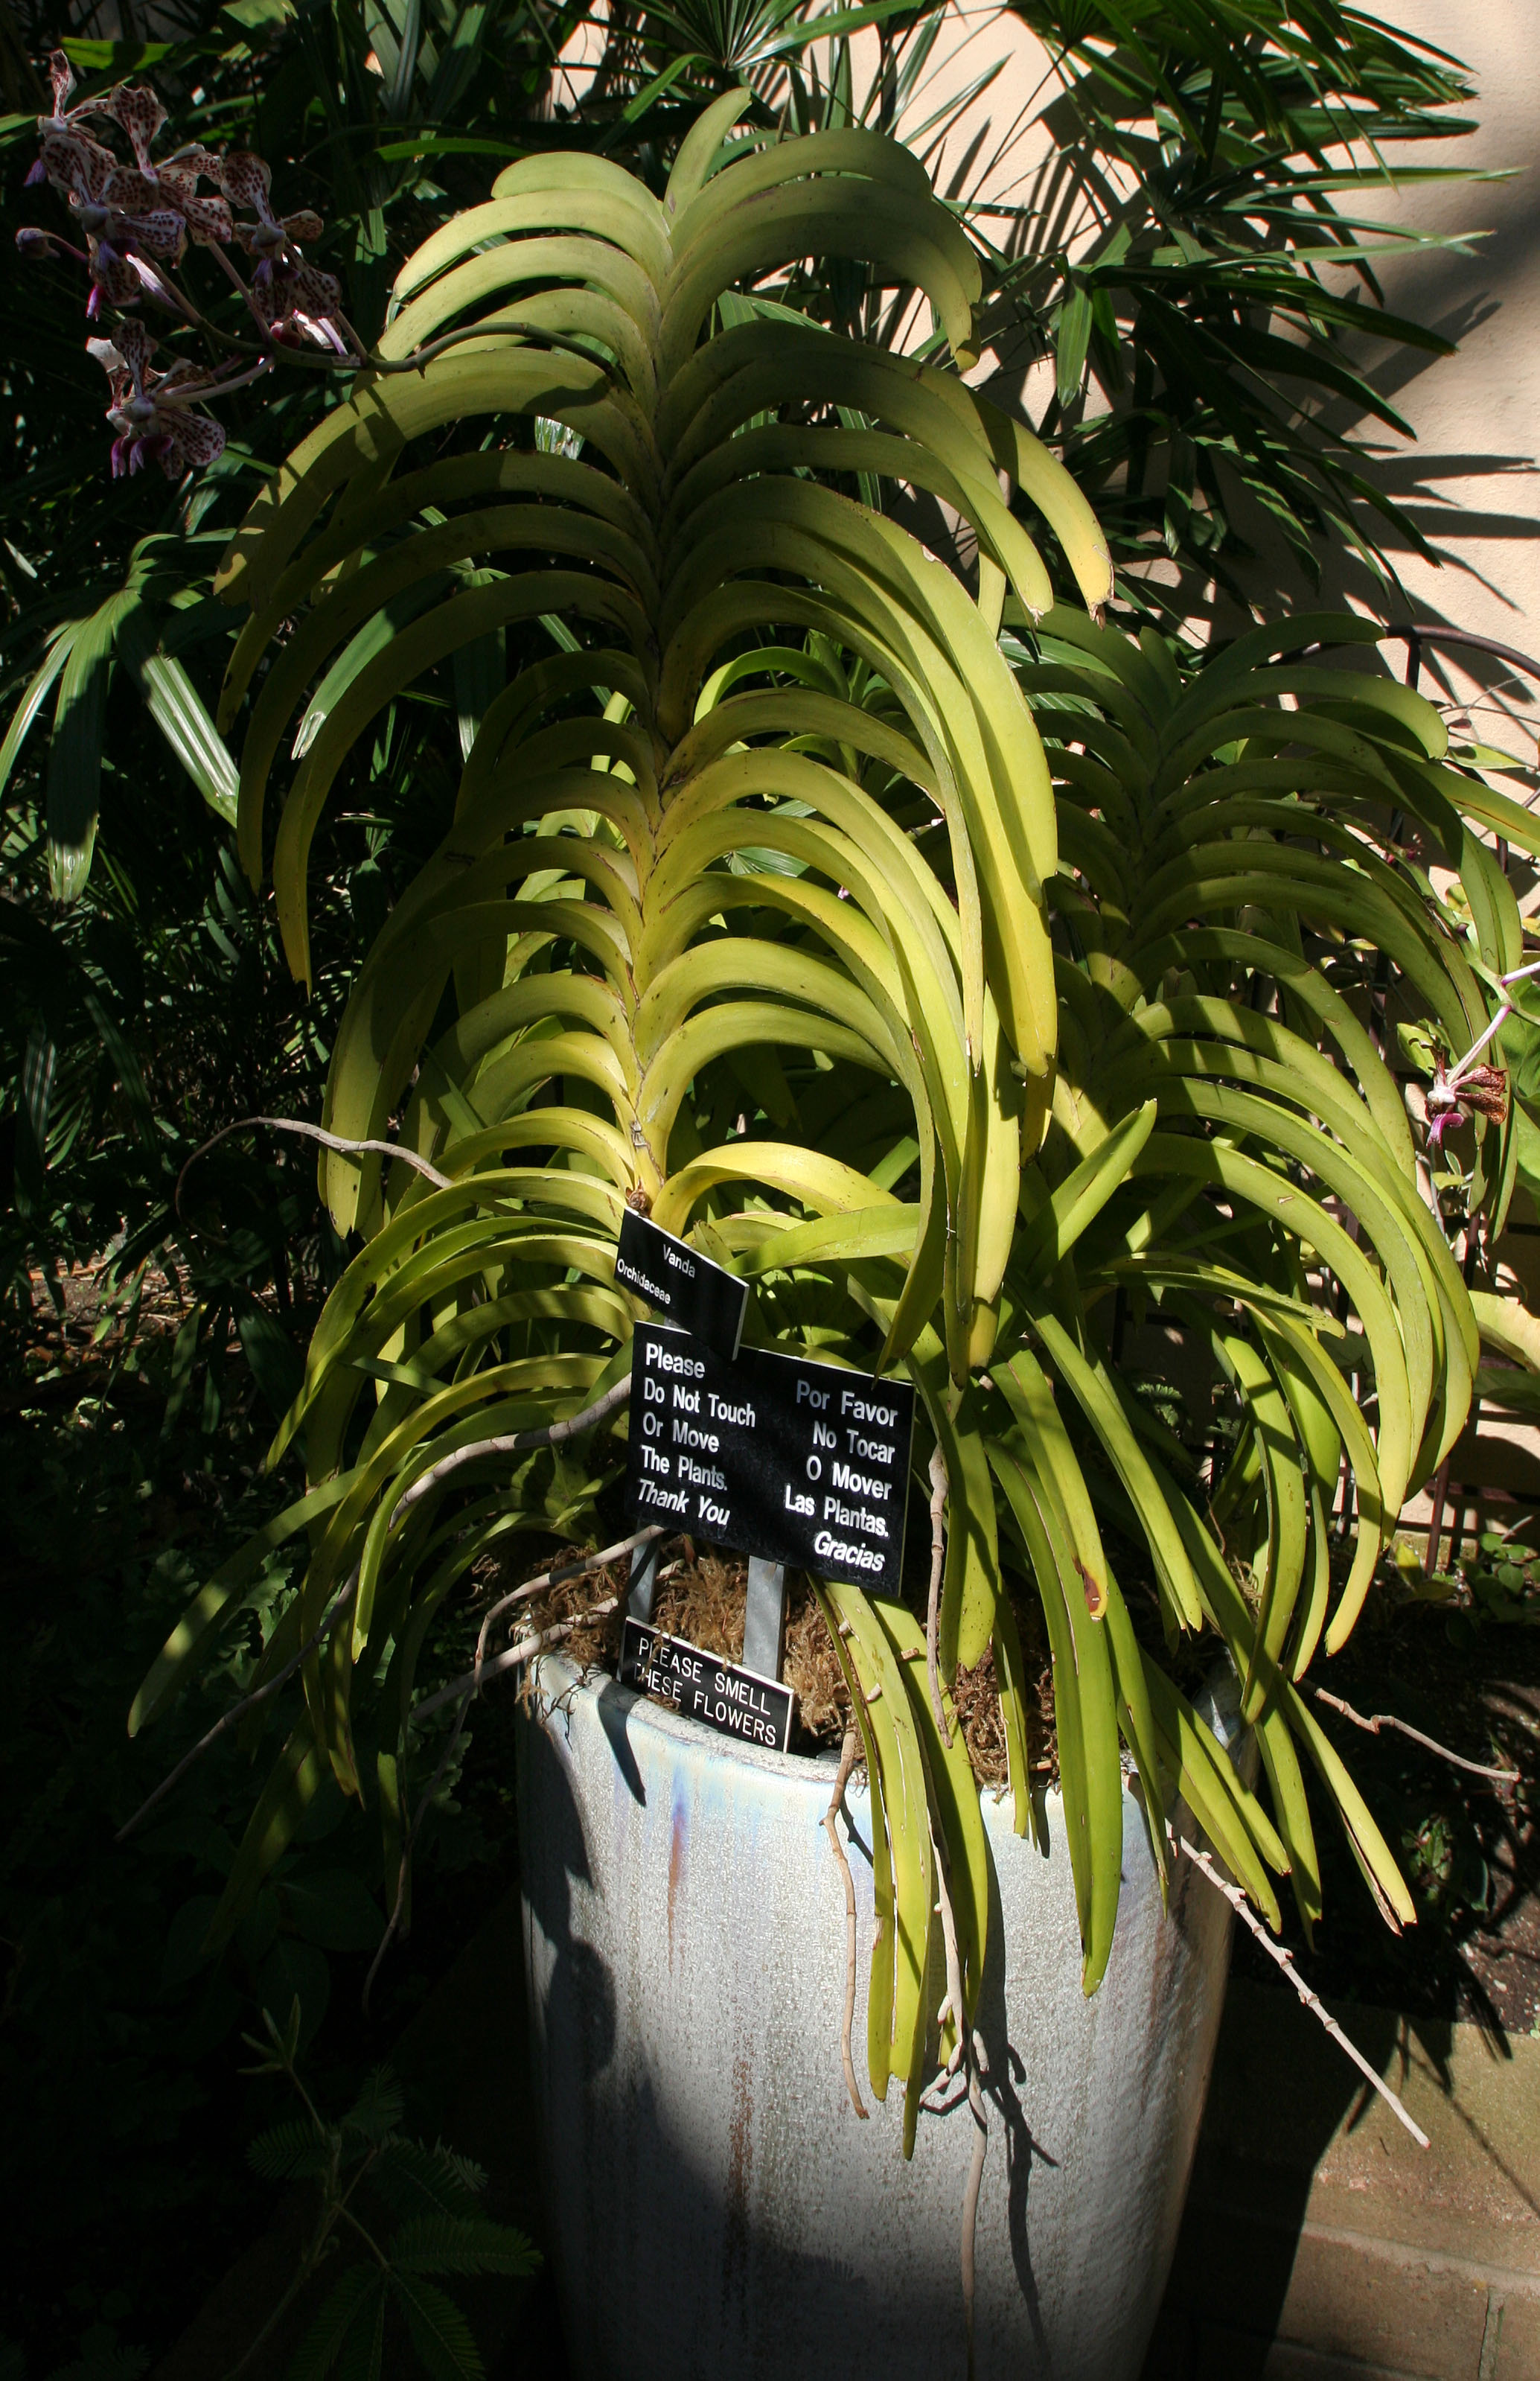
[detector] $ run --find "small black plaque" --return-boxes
[621,1616,795,1753]
[616,1209,747,1362]
[624,1322,915,1599]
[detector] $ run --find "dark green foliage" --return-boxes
[0,1298,525,2377]
[1447,1534,1540,1636]
[0,0,587,1334]
[239,2007,538,2381]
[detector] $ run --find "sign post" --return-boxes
[741,1555,787,1683]
[626,1531,660,1623]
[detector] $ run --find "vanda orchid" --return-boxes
[116,86,1540,2183]
[16,51,361,478]
[87,317,268,482]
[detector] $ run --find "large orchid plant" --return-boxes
[27,50,1540,2211]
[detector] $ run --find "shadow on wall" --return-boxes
[1140,1992,1449,2378]
[1140,1674,1540,2377]
[1199,173,1540,720]
[965,82,1540,728]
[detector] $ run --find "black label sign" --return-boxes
[624,1322,915,1599]
[616,1209,747,1362]
[621,1616,795,1753]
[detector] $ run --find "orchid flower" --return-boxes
[33,121,165,311]
[23,51,338,475]
[1425,1061,1509,1153]
[34,53,143,230]
[219,152,342,348]
[42,141,187,314]
[92,78,234,244]
[90,319,238,478]
[1418,957,1534,1160]
[28,48,115,182]
[31,60,232,315]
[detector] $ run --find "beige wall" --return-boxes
[873,6,1540,1548]
[1339,1,1540,674]
[563,0,1539,681]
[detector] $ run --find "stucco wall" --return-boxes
[889,6,1540,1550]
[1342,0,1540,695]
[884,3,1540,731]
[559,4,1538,699]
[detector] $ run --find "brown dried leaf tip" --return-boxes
[624,1185,653,1215]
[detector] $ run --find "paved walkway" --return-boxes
[1146,1979,1540,2380]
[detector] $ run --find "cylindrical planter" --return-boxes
[517,1654,1237,2381]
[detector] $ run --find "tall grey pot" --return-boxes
[516,1654,1235,2380]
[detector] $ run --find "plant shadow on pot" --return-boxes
[514,1655,1237,2381]
[518,1701,620,2103]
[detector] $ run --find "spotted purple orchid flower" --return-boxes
[19,51,350,478]
[1425,1061,1509,1153]
[78,72,234,244]
[28,60,234,299]
[32,133,187,316]
[90,319,240,479]
[26,46,114,180]
[219,151,344,351]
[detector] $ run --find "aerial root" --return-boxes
[931,1820,986,2379]
[822,1725,868,2121]
[1175,1828,1429,2150]
[1305,1684,1518,1786]
[926,1444,951,1746]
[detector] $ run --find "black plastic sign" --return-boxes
[616,1209,747,1362]
[621,1616,795,1753]
[624,1322,915,1599]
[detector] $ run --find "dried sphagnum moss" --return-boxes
[493,1534,1060,1787]
[651,1550,852,1753]
[950,1644,1009,1788]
